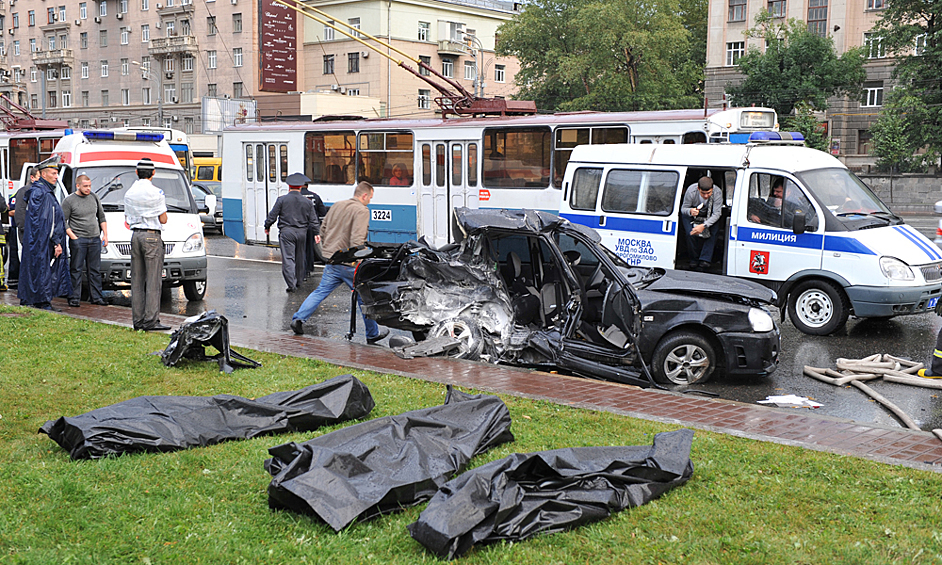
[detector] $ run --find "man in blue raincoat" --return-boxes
[17,156,71,310]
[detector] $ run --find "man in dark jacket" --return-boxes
[18,157,71,310]
[264,172,319,292]
[300,183,328,276]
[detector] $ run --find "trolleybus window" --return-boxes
[11,137,58,183]
[422,144,431,185]
[468,143,477,187]
[553,126,628,187]
[305,131,356,185]
[569,167,603,211]
[280,145,288,182]
[245,145,253,182]
[483,127,551,189]
[255,145,264,182]
[451,145,462,185]
[268,145,276,183]
[601,170,678,216]
[435,144,445,187]
[357,131,414,186]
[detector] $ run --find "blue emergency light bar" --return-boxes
[729,131,805,144]
[66,129,166,143]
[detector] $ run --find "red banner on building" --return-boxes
[260,0,297,93]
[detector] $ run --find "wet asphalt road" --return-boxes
[104,214,942,432]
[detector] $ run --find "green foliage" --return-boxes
[780,104,829,152]
[873,0,942,167]
[725,13,866,117]
[870,91,929,173]
[496,0,703,112]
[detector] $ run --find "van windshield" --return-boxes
[796,168,896,222]
[83,166,193,212]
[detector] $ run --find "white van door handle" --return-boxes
[599,215,606,227]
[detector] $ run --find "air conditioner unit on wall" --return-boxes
[362,51,369,58]
[116,13,123,20]
[94,17,101,24]
[155,21,162,28]
[171,96,178,103]
[75,19,81,26]
[172,115,179,121]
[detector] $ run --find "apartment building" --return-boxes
[705,0,890,159]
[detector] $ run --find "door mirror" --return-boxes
[792,212,806,235]
[204,193,217,214]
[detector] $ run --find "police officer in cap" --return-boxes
[264,172,320,292]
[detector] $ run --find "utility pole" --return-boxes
[463,32,485,97]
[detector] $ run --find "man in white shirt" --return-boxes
[124,158,169,331]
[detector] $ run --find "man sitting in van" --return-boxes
[680,176,723,271]
[749,178,784,226]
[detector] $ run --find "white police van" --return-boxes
[559,133,942,335]
[52,129,208,300]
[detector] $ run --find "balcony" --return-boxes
[32,49,74,67]
[157,3,195,16]
[148,35,199,56]
[437,40,467,56]
[40,21,71,33]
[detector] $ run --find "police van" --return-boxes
[559,134,942,335]
[52,129,208,301]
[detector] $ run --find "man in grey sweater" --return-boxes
[679,176,723,271]
[62,174,108,307]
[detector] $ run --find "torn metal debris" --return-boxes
[161,310,260,373]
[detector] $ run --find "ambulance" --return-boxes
[52,129,208,301]
[559,134,942,335]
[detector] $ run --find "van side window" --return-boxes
[569,167,603,211]
[601,169,678,216]
[747,174,818,230]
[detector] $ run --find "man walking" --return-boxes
[63,174,108,307]
[18,157,71,310]
[124,158,169,331]
[264,172,319,293]
[290,181,388,345]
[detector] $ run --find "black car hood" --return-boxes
[645,269,777,304]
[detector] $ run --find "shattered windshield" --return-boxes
[796,168,898,225]
[84,166,193,212]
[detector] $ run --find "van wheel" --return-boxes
[651,331,716,386]
[787,280,848,335]
[429,317,483,360]
[183,280,207,301]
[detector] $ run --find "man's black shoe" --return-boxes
[366,327,389,345]
[68,299,81,307]
[144,324,172,331]
[699,261,712,270]
[286,286,295,293]
[290,319,304,335]
[91,299,108,306]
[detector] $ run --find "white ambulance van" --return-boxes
[559,133,942,335]
[52,129,208,300]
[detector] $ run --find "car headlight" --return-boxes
[748,307,774,332]
[181,232,204,253]
[879,256,914,281]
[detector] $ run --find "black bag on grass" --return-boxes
[408,429,695,560]
[40,374,375,460]
[265,386,514,531]
[161,310,260,373]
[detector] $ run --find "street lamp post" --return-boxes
[462,32,485,98]
[132,60,163,125]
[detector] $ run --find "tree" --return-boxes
[496,0,702,112]
[781,104,830,152]
[725,14,866,118]
[870,92,931,173]
[871,0,942,168]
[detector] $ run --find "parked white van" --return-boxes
[559,134,942,335]
[52,130,208,300]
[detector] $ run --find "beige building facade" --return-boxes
[705,0,892,163]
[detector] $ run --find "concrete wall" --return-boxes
[860,175,942,213]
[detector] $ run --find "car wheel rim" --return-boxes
[437,321,473,355]
[795,288,832,328]
[663,344,710,385]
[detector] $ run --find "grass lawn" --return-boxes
[2,304,941,564]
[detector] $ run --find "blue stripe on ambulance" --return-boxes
[893,225,942,262]
[560,213,676,236]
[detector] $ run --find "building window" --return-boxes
[166,22,175,37]
[100,1,107,17]
[867,0,884,9]
[119,0,128,13]
[163,118,172,129]
[80,3,87,19]
[164,58,174,73]
[48,36,57,51]
[181,19,191,35]
[82,91,89,107]
[347,88,360,96]
[121,58,129,75]
[184,117,194,135]
[142,25,150,42]
[121,27,129,45]
[48,7,56,25]
[419,55,430,76]
[418,89,430,110]
[62,66,71,79]
[207,83,217,97]
[323,54,334,75]
[79,33,88,49]
[180,82,193,102]
[418,21,429,41]
[768,0,785,17]
[164,83,175,102]
[234,48,243,67]
[324,21,335,41]
[207,17,217,35]
[59,6,67,21]
[348,17,361,38]
[233,13,242,33]
[862,85,884,107]
[142,87,151,104]
[122,88,130,105]
[48,91,57,109]
[464,60,476,81]
[865,33,885,59]
[348,52,359,73]
[30,94,38,109]
[28,11,35,27]
[60,34,69,50]
[81,62,89,78]
[29,39,36,53]
[101,90,109,106]
[858,130,873,154]
[442,58,454,78]
[141,118,150,127]
[46,68,57,81]
[233,82,244,98]
[495,64,505,83]
[142,0,149,9]
[101,60,109,77]
[808,0,827,37]
[916,34,927,56]
[12,41,19,56]
[13,13,19,29]
[63,90,72,108]
[182,54,193,71]
[100,30,108,48]
[729,0,746,22]
[726,41,745,66]
[208,50,217,69]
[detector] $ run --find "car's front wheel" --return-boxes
[651,331,716,386]
[429,317,484,360]
[183,280,207,301]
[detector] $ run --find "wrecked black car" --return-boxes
[346,208,779,386]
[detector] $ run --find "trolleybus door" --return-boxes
[448,141,479,243]
[418,141,481,249]
[243,142,287,244]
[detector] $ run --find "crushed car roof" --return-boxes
[454,207,599,241]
